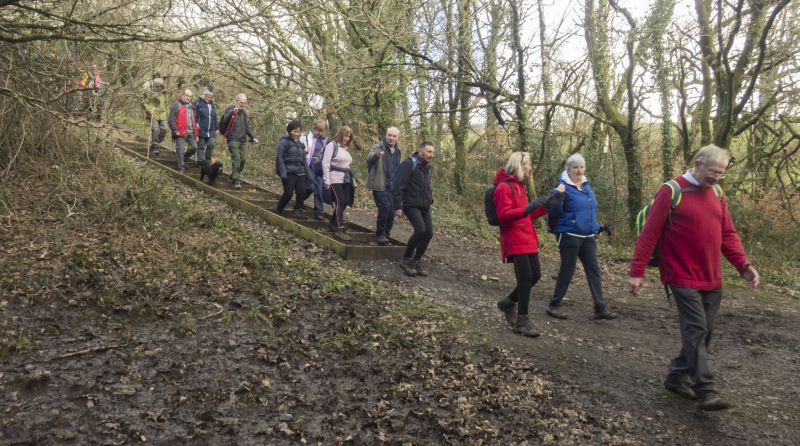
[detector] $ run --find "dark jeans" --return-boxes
[308,164,324,212]
[174,134,197,171]
[550,233,607,313]
[373,190,396,237]
[329,182,351,227]
[667,286,723,393]
[506,253,541,316]
[403,207,433,260]
[197,136,215,164]
[277,174,306,211]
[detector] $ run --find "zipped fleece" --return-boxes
[493,169,547,262]
[630,175,750,289]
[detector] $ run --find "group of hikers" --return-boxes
[141,81,760,413]
[491,145,759,412]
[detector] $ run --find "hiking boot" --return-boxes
[594,310,618,320]
[399,258,418,277]
[228,177,235,184]
[664,380,696,400]
[334,227,351,241]
[496,297,517,327]
[313,211,325,221]
[697,391,730,411]
[233,180,241,189]
[293,209,307,220]
[376,235,389,245]
[546,306,568,320]
[275,207,284,215]
[328,222,338,232]
[513,315,540,338]
[178,168,185,174]
[152,147,160,155]
[412,259,428,277]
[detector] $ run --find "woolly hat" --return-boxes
[153,78,164,86]
[202,88,213,96]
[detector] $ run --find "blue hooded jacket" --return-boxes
[548,170,601,235]
[193,98,218,138]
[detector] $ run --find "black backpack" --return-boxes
[485,181,513,226]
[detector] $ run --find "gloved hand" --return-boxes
[525,191,566,215]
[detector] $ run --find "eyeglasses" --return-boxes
[707,169,726,179]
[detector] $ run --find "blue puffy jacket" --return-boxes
[548,171,601,235]
[193,98,218,138]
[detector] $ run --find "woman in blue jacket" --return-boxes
[546,154,617,320]
[193,89,218,166]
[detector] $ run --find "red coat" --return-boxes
[493,169,547,262]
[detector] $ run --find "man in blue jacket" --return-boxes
[392,141,435,277]
[193,88,218,166]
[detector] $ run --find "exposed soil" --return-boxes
[1,122,798,445]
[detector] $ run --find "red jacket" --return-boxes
[493,169,547,262]
[630,175,750,289]
[169,98,199,139]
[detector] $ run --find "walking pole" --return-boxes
[146,112,154,159]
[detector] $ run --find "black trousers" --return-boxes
[277,173,306,210]
[506,253,541,316]
[329,182,351,227]
[403,207,433,260]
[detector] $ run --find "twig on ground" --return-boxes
[199,303,224,320]
[58,344,127,359]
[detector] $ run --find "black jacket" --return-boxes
[218,105,255,142]
[276,135,311,179]
[392,155,433,211]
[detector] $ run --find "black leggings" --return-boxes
[329,182,351,227]
[403,207,433,260]
[277,173,306,210]
[506,253,541,315]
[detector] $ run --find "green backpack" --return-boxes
[635,180,722,267]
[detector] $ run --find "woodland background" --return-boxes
[1,0,799,285]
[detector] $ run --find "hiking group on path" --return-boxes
[140,80,759,412]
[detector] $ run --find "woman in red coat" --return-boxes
[493,152,565,337]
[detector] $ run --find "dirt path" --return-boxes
[242,166,800,445]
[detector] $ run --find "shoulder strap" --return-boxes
[712,184,723,200]
[503,180,515,206]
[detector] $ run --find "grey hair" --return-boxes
[236,93,247,101]
[694,144,729,167]
[503,152,530,182]
[565,154,586,170]
[183,89,192,96]
[386,127,399,136]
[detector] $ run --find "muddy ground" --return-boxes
[1,124,798,445]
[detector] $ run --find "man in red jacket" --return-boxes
[629,144,759,411]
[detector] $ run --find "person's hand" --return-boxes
[149,108,155,115]
[233,108,238,114]
[742,264,760,289]
[628,277,643,295]
[378,149,384,157]
[556,184,566,193]
[252,138,259,144]
[305,146,311,153]
[324,184,330,189]
[596,231,602,242]
[395,209,403,217]
[215,130,219,135]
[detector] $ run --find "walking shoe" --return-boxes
[328,222,338,232]
[376,235,390,245]
[178,168,185,174]
[152,148,159,155]
[228,177,235,184]
[293,209,308,220]
[275,207,284,215]
[233,180,241,189]
[513,315,540,338]
[399,258,418,277]
[546,306,568,320]
[697,391,730,411]
[313,211,325,221]
[412,259,428,277]
[594,310,618,320]
[334,227,352,241]
[664,380,696,400]
[496,297,517,327]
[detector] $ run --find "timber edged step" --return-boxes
[112,131,406,260]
